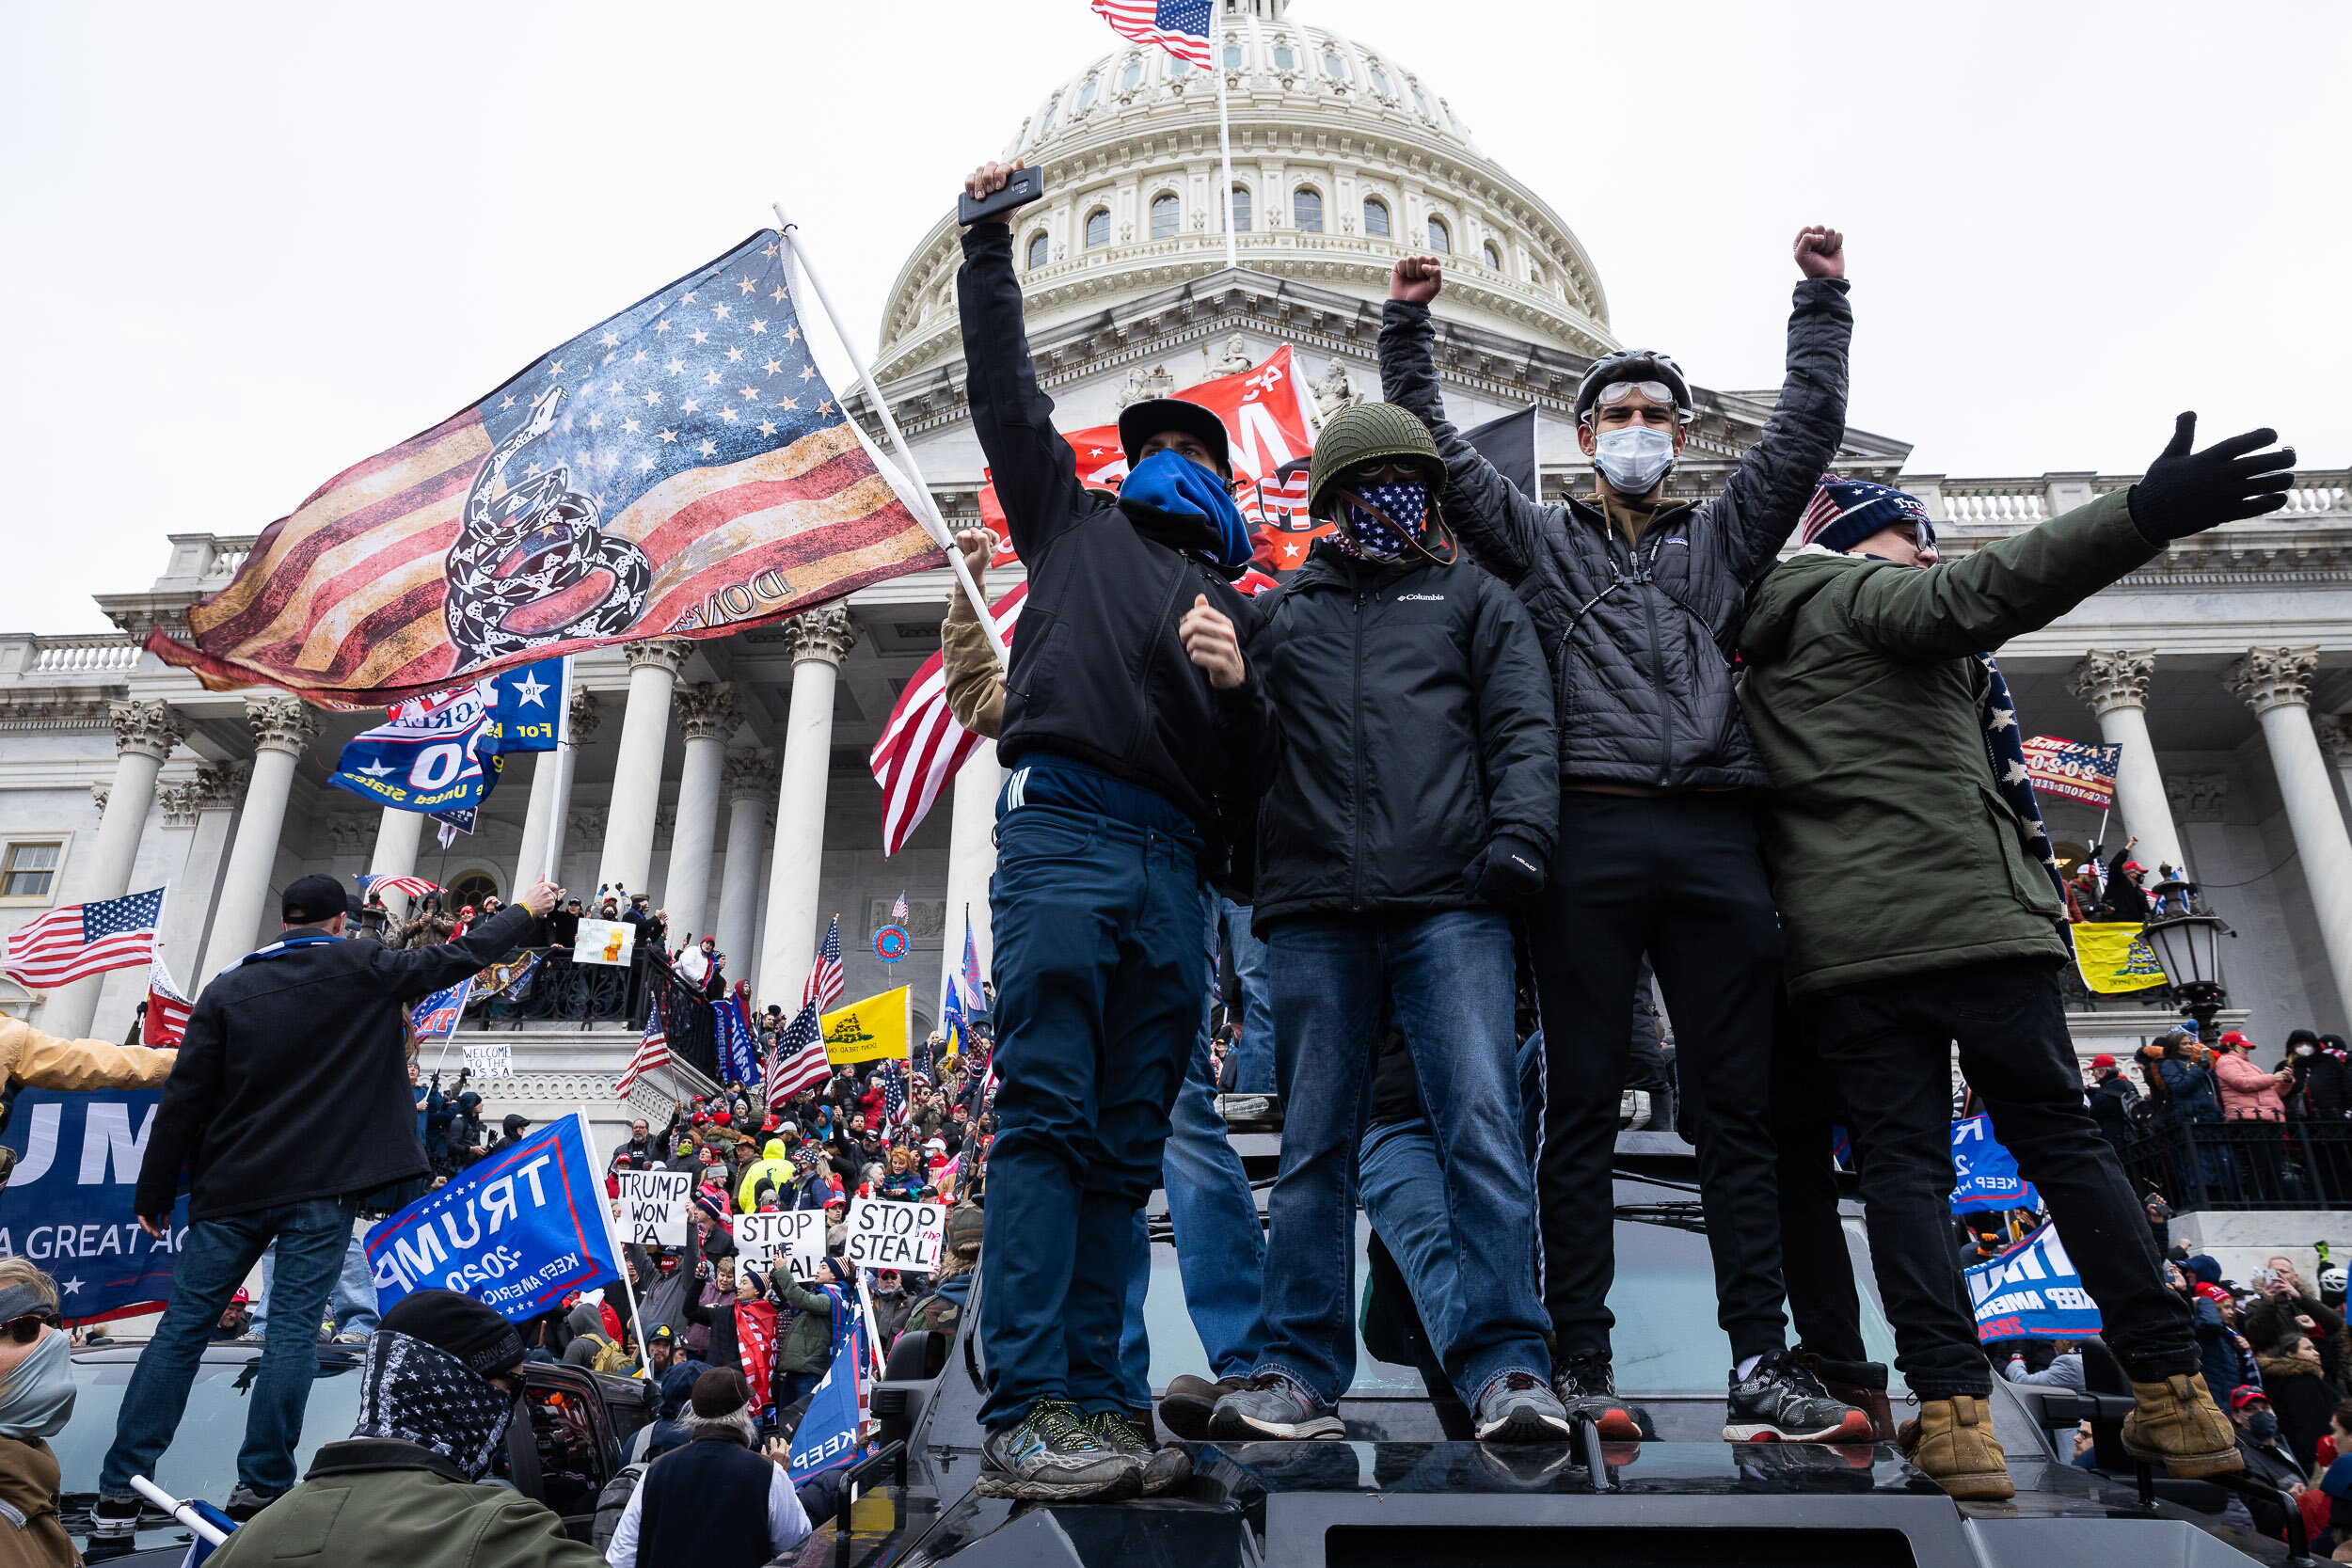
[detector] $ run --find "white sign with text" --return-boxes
[844,1197,946,1273]
[463,1042,512,1079]
[732,1210,826,1280]
[615,1169,690,1247]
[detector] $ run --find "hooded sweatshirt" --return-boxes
[735,1140,796,1214]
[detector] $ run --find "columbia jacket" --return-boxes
[1379,281,1851,789]
[1737,490,2160,998]
[957,222,1270,875]
[137,904,541,1220]
[1248,541,1556,925]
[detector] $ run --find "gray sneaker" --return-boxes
[1474,1371,1572,1444]
[1207,1372,1345,1440]
[975,1399,1142,1501]
[1088,1410,1192,1496]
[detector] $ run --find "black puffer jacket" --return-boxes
[1248,541,1556,926]
[1378,283,1851,789]
[958,222,1269,877]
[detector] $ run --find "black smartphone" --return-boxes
[958,166,1044,227]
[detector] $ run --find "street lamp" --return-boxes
[2141,875,2233,1033]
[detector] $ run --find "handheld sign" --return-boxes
[733,1210,826,1280]
[843,1197,946,1273]
[574,919,635,968]
[463,1041,513,1079]
[616,1169,691,1248]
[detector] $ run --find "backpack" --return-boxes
[593,1463,645,1552]
[578,1332,628,1375]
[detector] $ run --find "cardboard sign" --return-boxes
[616,1169,691,1247]
[843,1197,945,1272]
[574,919,635,968]
[463,1041,512,1079]
[733,1210,826,1281]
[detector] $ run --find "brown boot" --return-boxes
[2122,1373,2245,1478]
[1158,1373,1247,1442]
[1897,1395,2014,1501]
[1799,1351,1898,1445]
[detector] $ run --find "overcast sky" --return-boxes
[4,2,2344,634]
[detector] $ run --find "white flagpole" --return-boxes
[1215,46,1238,275]
[771,202,1007,669]
[582,1104,655,1380]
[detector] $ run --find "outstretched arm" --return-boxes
[1712,227,1852,583]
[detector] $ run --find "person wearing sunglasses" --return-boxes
[0,1259,73,1565]
[1378,231,1867,1447]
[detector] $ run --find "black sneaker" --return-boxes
[83,1494,140,1561]
[225,1484,283,1521]
[1724,1348,1874,1443]
[976,1399,1143,1501]
[1552,1353,1641,1441]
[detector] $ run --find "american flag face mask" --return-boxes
[1333,481,1442,562]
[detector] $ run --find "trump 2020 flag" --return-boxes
[1968,1221,2102,1341]
[328,683,503,822]
[410,977,474,1047]
[1950,1114,2041,1214]
[0,1087,191,1323]
[152,234,938,705]
[787,1320,866,1481]
[717,995,759,1087]
[366,1111,622,1320]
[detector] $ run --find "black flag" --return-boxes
[1463,404,1541,499]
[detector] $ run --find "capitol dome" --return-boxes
[873,0,1615,384]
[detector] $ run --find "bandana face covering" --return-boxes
[1333,481,1429,561]
[353,1330,515,1480]
[0,1332,74,1441]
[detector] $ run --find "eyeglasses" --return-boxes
[4,1312,57,1344]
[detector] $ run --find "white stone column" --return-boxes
[596,639,690,901]
[717,749,777,995]
[200,696,322,982]
[153,763,246,985]
[938,741,1003,1019]
[757,608,859,1010]
[662,682,737,946]
[2315,716,2352,828]
[42,701,186,1037]
[2067,649,2187,875]
[535,690,601,895]
[369,807,425,923]
[2231,646,2352,1022]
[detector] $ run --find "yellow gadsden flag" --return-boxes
[821,985,911,1067]
[2074,923,2170,995]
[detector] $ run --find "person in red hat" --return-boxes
[2104,835,2153,923]
[2213,1031,2291,1123]
[2086,1053,2141,1148]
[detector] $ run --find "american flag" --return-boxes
[143,956,192,1047]
[960,920,985,1014]
[2022,736,2125,809]
[5,887,165,990]
[150,232,937,705]
[870,583,1026,855]
[359,873,439,902]
[890,891,909,923]
[616,1003,671,1100]
[1091,0,1214,68]
[803,916,845,1012]
[766,1002,832,1108]
[882,1061,907,1128]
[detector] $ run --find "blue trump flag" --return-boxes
[1950,1114,2042,1214]
[366,1112,621,1322]
[1967,1221,2103,1341]
[787,1317,866,1482]
[0,1088,191,1323]
[326,657,565,831]
[715,995,758,1087]
[411,976,474,1047]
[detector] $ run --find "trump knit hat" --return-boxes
[1800,474,1936,555]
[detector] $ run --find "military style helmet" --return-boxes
[1307,402,1447,520]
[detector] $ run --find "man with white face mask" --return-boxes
[1379,231,1865,1445]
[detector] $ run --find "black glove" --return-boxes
[1465,833,1547,905]
[2127,412,2295,544]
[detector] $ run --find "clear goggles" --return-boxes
[1593,379,1677,411]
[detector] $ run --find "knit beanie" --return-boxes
[691,1367,752,1419]
[1800,473,1936,554]
[380,1288,524,1380]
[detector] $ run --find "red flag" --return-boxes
[143,956,192,1047]
[736,1298,780,1416]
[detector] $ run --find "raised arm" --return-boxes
[0,1016,174,1092]
[1712,228,1853,583]
[941,529,1005,739]
[956,162,1089,562]
[1379,258,1549,588]
[371,892,553,1001]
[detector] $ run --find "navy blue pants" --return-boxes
[977,793,1211,1427]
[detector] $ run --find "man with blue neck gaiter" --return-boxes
[957,159,1271,1502]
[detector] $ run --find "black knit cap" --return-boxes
[380,1289,524,1380]
[691,1367,752,1418]
[282,874,357,926]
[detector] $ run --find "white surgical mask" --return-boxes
[2299,1044,2316,1056]
[1593,425,1676,495]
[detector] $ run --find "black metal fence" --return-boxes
[457,946,723,1085]
[2113,1115,2352,1212]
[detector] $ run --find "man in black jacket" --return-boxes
[959,158,1270,1503]
[1380,232,1854,1436]
[1209,404,1565,1446]
[2088,1053,2141,1146]
[88,872,558,1546]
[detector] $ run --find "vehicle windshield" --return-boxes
[1141,1176,1909,1396]
[51,1348,365,1507]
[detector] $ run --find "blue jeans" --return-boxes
[1118,1023,1270,1402]
[977,796,1212,1426]
[1358,1118,1459,1370]
[1219,899,1276,1093]
[100,1197,360,1499]
[249,1227,379,1340]
[1257,910,1549,1408]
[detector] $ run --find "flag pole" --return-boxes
[1215,47,1238,275]
[583,1103,656,1380]
[771,202,1007,669]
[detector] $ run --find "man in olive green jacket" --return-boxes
[1738,414,2295,1502]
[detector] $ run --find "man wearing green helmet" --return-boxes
[1206,402,1568,1445]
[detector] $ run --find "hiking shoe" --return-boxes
[1899,1394,2014,1500]
[83,1495,139,1561]
[976,1399,1142,1501]
[1724,1349,1874,1443]
[1088,1409,1191,1497]
[1552,1353,1641,1441]
[2122,1371,2245,1479]
[1159,1372,1247,1442]
[224,1485,283,1521]
[1798,1349,1897,1444]
[1474,1371,1571,1444]
[1207,1371,1344,1441]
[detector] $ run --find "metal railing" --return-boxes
[452,946,723,1084]
[2113,1114,2352,1212]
